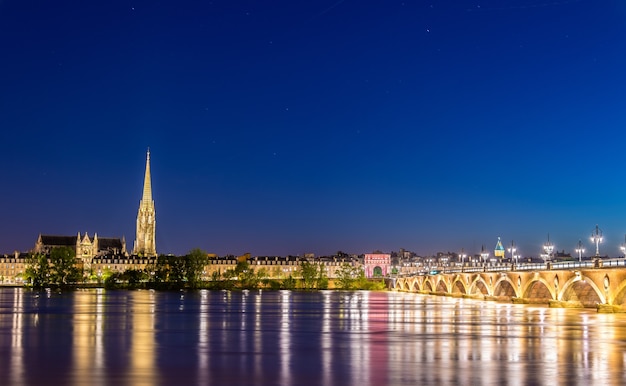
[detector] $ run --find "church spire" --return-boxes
[142,148,152,202]
[133,149,157,257]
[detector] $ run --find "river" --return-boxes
[0,288,625,385]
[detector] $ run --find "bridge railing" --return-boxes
[549,261,593,270]
[399,258,626,278]
[599,258,626,268]
[514,263,548,271]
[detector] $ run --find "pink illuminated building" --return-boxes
[363,252,391,278]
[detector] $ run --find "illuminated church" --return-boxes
[32,150,157,262]
[133,149,157,257]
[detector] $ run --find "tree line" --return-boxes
[22,247,386,291]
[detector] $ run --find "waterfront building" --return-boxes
[133,150,157,257]
[364,252,391,278]
[204,254,360,282]
[0,252,28,284]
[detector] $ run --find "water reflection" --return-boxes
[10,288,23,385]
[1,288,626,385]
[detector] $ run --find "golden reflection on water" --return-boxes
[279,289,292,386]
[198,289,209,384]
[2,289,626,385]
[130,290,156,386]
[10,288,23,385]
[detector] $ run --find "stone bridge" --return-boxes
[392,263,626,312]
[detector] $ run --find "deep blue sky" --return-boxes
[1,0,626,258]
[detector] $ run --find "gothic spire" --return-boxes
[134,148,157,257]
[142,148,152,203]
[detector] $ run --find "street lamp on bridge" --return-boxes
[591,225,603,257]
[575,240,584,262]
[507,241,517,265]
[480,245,489,266]
[459,248,467,267]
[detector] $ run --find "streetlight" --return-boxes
[591,225,603,257]
[460,248,467,267]
[575,240,584,262]
[507,241,517,265]
[620,235,626,258]
[480,245,489,266]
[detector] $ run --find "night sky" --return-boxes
[2,0,626,258]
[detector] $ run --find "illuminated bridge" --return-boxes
[391,259,626,313]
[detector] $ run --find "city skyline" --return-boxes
[2,1,626,257]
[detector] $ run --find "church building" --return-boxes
[31,150,157,264]
[133,149,157,257]
[33,232,127,266]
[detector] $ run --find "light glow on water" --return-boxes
[1,288,626,385]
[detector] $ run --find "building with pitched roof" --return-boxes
[33,232,127,261]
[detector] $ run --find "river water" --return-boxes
[1,288,625,386]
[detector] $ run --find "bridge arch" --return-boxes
[399,279,409,292]
[521,277,555,302]
[611,276,626,306]
[494,276,519,298]
[559,275,605,306]
[410,278,421,292]
[435,277,449,293]
[451,275,468,295]
[423,280,434,292]
[469,276,490,296]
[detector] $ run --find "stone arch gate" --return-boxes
[393,268,626,312]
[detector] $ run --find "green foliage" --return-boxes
[25,247,81,287]
[333,264,384,290]
[299,261,329,290]
[267,280,282,290]
[24,253,50,287]
[122,269,147,285]
[235,261,260,289]
[317,264,329,289]
[49,246,82,285]
[168,256,186,283]
[336,263,357,290]
[104,272,121,289]
[299,261,318,290]
[281,275,296,290]
[151,254,170,283]
[185,248,209,288]
[362,279,387,291]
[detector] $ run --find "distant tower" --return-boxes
[133,149,157,257]
[494,237,505,261]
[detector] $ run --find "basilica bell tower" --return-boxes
[133,149,157,257]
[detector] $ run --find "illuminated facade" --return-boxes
[494,237,505,260]
[133,150,157,257]
[34,233,127,260]
[364,252,391,278]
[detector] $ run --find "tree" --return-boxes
[121,269,147,285]
[336,263,356,290]
[168,255,186,283]
[151,254,171,283]
[24,253,50,287]
[299,261,319,290]
[317,264,329,290]
[281,275,296,290]
[235,261,259,289]
[49,247,81,285]
[185,248,209,288]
